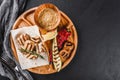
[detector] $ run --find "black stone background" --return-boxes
[25,0,120,80]
[1,0,120,80]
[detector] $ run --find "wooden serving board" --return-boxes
[10,7,78,74]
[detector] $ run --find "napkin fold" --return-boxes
[0,0,33,80]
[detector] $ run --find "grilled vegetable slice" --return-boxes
[52,37,62,72]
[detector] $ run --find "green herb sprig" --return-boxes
[19,48,45,60]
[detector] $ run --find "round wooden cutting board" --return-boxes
[10,7,78,74]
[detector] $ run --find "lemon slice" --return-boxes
[42,29,57,41]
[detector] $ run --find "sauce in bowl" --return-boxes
[39,8,58,30]
[34,3,60,31]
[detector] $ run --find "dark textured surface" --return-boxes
[0,75,10,80]
[27,0,120,80]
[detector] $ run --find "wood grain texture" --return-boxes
[10,7,78,74]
